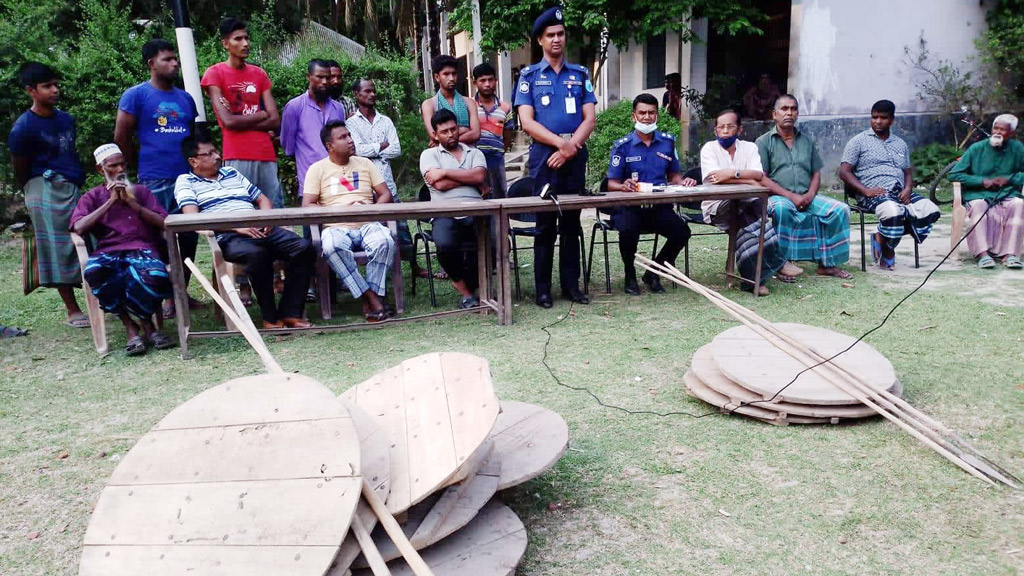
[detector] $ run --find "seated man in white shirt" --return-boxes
[699,109,788,295]
[419,109,489,309]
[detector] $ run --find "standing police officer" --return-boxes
[514,7,597,308]
[607,93,694,295]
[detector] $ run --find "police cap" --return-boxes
[533,6,565,39]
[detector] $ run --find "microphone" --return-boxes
[539,183,562,216]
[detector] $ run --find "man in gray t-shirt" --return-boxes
[419,109,489,308]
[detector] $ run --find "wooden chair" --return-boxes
[950,182,968,259]
[310,221,404,320]
[71,232,164,354]
[201,231,243,332]
[843,184,920,271]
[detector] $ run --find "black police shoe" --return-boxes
[624,277,640,295]
[642,271,666,293]
[561,288,590,305]
[536,293,554,308]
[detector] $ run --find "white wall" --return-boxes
[790,0,991,116]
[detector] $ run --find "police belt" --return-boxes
[557,133,574,140]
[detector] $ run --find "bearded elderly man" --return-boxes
[70,144,174,355]
[756,94,851,280]
[948,113,1024,269]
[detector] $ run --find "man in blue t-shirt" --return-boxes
[114,38,200,316]
[8,62,88,328]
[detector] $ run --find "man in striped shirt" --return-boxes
[473,63,511,198]
[174,135,314,329]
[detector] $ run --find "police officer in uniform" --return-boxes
[513,6,597,308]
[606,93,695,295]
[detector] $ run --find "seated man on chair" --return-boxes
[174,134,315,329]
[839,99,940,270]
[70,144,174,356]
[420,109,489,309]
[699,109,788,295]
[303,120,396,323]
[947,113,1024,269]
[606,93,694,295]
[756,94,852,280]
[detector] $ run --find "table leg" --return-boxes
[725,202,739,290]
[476,217,491,308]
[165,228,191,359]
[498,211,512,326]
[752,194,768,298]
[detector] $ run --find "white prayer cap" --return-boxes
[93,143,122,166]
[994,114,1019,132]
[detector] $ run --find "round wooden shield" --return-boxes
[489,400,569,491]
[710,323,898,405]
[684,369,832,425]
[691,345,880,419]
[79,373,362,576]
[339,352,499,514]
[352,500,527,576]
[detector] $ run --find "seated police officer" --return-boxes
[606,94,695,295]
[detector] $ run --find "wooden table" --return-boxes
[493,183,770,324]
[164,201,504,359]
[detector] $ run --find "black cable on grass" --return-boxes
[540,190,1013,418]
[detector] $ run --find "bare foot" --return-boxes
[756,284,770,296]
[817,266,853,279]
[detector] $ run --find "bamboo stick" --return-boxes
[183,258,284,374]
[361,479,436,576]
[636,255,1005,487]
[351,514,392,576]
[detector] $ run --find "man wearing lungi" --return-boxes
[839,100,940,270]
[700,109,788,296]
[70,144,174,356]
[756,94,852,280]
[948,114,1024,269]
[8,62,88,327]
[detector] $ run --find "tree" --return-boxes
[448,0,763,82]
[979,0,1024,97]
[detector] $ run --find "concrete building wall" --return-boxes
[790,0,992,117]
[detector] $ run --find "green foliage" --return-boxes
[910,143,960,184]
[585,99,681,190]
[903,35,1012,122]
[979,0,1024,96]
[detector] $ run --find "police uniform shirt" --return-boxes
[513,60,597,136]
[607,131,681,185]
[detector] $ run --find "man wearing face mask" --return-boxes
[70,144,175,355]
[700,109,788,295]
[948,114,1024,269]
[606,93,695,295]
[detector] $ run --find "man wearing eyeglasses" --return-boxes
[174,134,315,329]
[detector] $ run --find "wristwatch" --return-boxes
[734,170,741,179]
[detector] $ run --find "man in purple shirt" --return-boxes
[70,144,174,356]
[280,59,346,200]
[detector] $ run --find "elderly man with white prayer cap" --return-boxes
[69,143,176,355]
[949,114,1024,269]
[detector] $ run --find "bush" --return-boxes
[586,99,681,190]
[910,143,960,185]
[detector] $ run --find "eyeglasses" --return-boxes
[192,150,220,159]
[716,124,738,130]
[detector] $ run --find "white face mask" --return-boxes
[634,120,658,135]
[990,134,1005,148]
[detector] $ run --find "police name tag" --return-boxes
[625,156,641,162]
[565,97,577,114]
[534,80,552,86]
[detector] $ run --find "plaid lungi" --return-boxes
[24,175,81,286]
[964,197,1024,258]
[858,190,940,250]
[769,195,851,267]
[82,249,171,320]
[321,223,395,298]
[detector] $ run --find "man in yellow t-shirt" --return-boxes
[303,120,396,322]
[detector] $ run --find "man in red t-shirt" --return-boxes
[201,17,283,208]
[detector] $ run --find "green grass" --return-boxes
[1,215,1022,575]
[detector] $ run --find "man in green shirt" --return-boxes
[948,114,1024,269]
[756,95,852,279]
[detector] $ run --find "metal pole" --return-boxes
[170,0,207,122]
[471,0,483,67]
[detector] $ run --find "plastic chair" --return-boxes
[843,185,920,271]
[410,184,441,307]
[584,178,663,294]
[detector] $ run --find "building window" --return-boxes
[645,33,666,89]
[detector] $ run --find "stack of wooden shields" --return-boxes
[78,263,570,576]
[684,322,903,425]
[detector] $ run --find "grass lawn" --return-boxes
[1,210,1022,575]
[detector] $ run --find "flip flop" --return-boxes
[364,309,388,323]
[0,325,28,338]
[775,273,797,284]
[978,255,996,269]
[870,235,883,264]
[458,295,480,309]
[146,332,177,350]
[1004,256,1022,269]
[66,314,90,328]
[879,255,896,271]
[125,335,147,356]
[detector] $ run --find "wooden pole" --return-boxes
[361,479,437,576]
[183,259,283,374]
[351,514,392,576]
[635,255,1008,488]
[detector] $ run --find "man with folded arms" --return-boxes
[174,134,314,329]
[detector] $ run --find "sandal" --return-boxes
[147,331,177,350]
[978,255,996,269]
[433,269,449,280]
[879,255,896,271]
[775,273,797,284]
[66,314,90,328]
[870,234,883,264]
[1003,256,1022,269]
[125,335,147,356]
[364,309,388,323]
[0,325,28,338]
[458,296,480,309]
